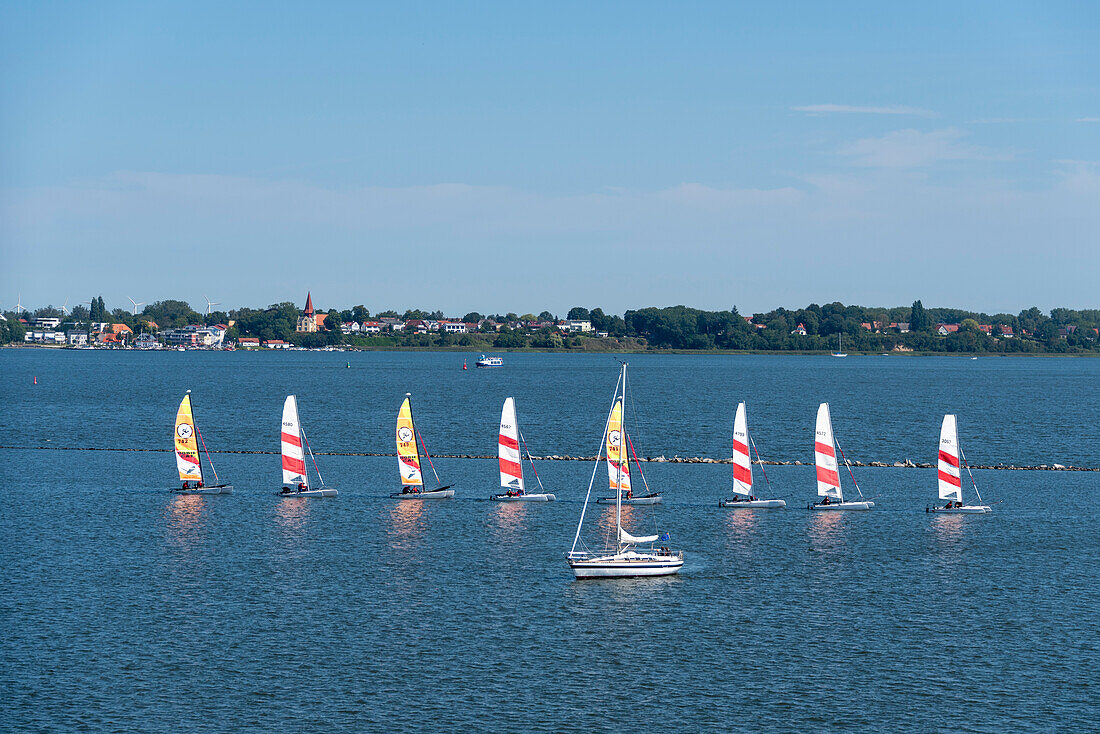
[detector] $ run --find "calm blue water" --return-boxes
[1,350,1097,731]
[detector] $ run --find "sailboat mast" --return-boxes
[188,392,205,486]
[570,367,623,556]
[616,363,626,548]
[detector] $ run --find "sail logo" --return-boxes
[608,430,621,447]
[398,426,414,443]
[177,423,194,439]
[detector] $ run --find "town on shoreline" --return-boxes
[4,293,1099,355]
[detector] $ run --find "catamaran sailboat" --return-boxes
[391,393,454,499]
[809,402,874,510]
[171,390,233,494]
[719,401,786,508]
[279,395,337,497]
[594,397,662,505]
[567,364,682,579]
[928,414,991,513]
[491,397,555,501]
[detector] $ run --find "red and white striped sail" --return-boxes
[815,402,842,500]
[938,414,962,502]
[498,397,524,492]
[732,401,753,496]
[281,395,308,488]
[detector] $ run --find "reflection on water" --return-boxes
[275,496,311,538]
[928,514,967,578]
[808,510,845,552]
[723,508,761,549]
[164,494,208,551]
[386,499,426,549]
[489,501,528,544]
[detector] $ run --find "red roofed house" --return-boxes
[110,323,132,335]
[238,337,260,348]
[791,323,807,336]
[998,325,1014,337]
[978,324,993,335]
[936,323,959,335]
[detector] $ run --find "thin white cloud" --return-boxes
[838,128,1006,168]
[1075,117,1100,123]
[792,104,934,117]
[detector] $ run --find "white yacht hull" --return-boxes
[171,485,233,495]
[810,500,874,511]
[719,498,786,508]
[596,494,662,505]
[391,489,454,500]
[491,493,556,502]
[568,551,683,579]
[280,488,338,497]
[928,505,991,514]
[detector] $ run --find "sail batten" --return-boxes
[397,396,423,486]
[498,397,524,491]
[732,401,753,495]
[606,399,631,493]
[174,393,203,483]
[938,414,963,502]
[281,395,308,488]
[815,402,843,500]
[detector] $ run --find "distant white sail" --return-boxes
[815,402,842,500]
[498,397,524,492]
[281,395,307,488]
[732,401,752,496]
[938,414,962,502]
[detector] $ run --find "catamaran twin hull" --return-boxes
[391,488,454,500]
[280,487,338,497]
[596,494,662,505]
[568,551,684,579]
[719,498,786,508]
[809,500,875,511]
[928,505,991,514]
[491,493,556,502]
[171,484,234,495]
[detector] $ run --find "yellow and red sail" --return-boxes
[174,393,203,482]
[397,397,423,486]
[606,399,631,493]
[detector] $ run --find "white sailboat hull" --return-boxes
[491,493,556,502]
[719,498,786,508]
[596,494,662,505]
[810,500,874,511]
[280,487,338,497]
[391,489,454,500]
[929,505,991,514]
[172,484,233,495]
[568,550,683,579]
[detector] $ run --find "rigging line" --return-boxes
[571,367,623,556]
[299,424,325,487]
[195,425,220,483]
[958,445,983,504]
[416,429,443,486]
[748,434,770,490]
[833,438,864,499]
[518,430,545,493]
[627,434,652,495]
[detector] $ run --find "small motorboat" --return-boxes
[476,354,503,368]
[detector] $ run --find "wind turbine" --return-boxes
[127,297,145,316]
[14,294,26,315]
[204,295,220,315]
[60,298,70,316]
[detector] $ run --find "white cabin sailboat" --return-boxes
[279,395,337,497]
[810,402,873,510]
[928,414,991,514]
[171,390,233,494]
[491,397,555,501]
[719,401,785,508]
[832,333,847,357]
[567,364,682,579]
[391,393,454,499]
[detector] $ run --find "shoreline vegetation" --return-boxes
[5,299,1100,354]
[1,445,1095,472]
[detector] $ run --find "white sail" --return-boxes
[619,527,660,544]
[815,402,842,500]
[281,395,308,488]
[498,397,524,491]
[938,414,962,502]
[732,401,752,496]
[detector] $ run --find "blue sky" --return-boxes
[2,1,1097,316]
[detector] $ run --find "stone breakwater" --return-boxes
[3,445,1096,472]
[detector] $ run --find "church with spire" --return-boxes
[296,292,321,332]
